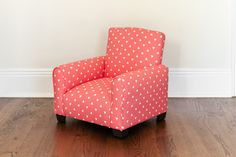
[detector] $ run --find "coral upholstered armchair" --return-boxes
[52,27,168,138]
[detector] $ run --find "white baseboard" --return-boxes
[0,68,232,97]
[0,69,53,97]
[169,69,232,97]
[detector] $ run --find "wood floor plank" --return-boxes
[0,98,235,157]
[0,99,35,155]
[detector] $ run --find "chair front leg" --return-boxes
[112,129,129,138]
[56,114,66,124]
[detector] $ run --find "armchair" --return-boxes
[52,27,168,138]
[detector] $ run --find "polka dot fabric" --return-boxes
[105,27,165,77]
[52,27,168,131]
[63,78,112,127]
[110,65,168,130]
[53,56,105,115]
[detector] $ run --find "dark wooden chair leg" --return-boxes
[112,129,129,138]
[56,114,66,123]
[156,112,166,122]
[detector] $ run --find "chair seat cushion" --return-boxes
[63,77,113,127]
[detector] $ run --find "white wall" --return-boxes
[231,0,236,96]
[0,0,233,97]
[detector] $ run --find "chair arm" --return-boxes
[52,56,105,115]
[110,64,168,130]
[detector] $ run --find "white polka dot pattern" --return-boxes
[63,78,112,127]
[52,27,168,131]
[110,65,168,130]
[105,27,165,77]
[53,56,105,115]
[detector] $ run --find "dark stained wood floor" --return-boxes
[0,98,236,157]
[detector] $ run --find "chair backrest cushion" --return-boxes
[104,27,165,78]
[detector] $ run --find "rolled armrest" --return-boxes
[52,56,105,115]
[110,64,168,130]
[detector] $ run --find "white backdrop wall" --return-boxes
[0,0,233,97]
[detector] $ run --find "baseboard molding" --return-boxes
[0,69,54,97]
[169,69,232,97]
[0,68,232,97]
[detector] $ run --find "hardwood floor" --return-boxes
[0,98,236,157]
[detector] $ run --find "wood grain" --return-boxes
[0,98,235,157]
